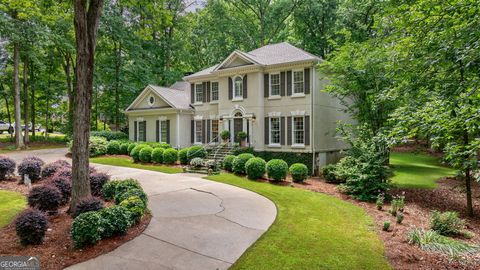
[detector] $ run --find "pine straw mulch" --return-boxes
[0,177,152,270]
[290,176,480,270]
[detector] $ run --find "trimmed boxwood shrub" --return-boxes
[245,157,266,180]
[139,146,153,163]
[99,206,132,237]
[88,136,108,157]
[119,143,130,155]
[73,197,104,218]
[114,188,148,205]
[163,148,178,164]
[266,159,288,181]
[102,179,142,201]
[18,156,45,183]
[119,196,145,224]
[255,151,313,175]
[223,155,235,172]
[89,172,110,197]
[90,130,128,141]
[233,153,254,174]
[159,142,171,149]
[130,144,147,162]
[127,143,138,154]
[187,146,207,161]
[151,148,164,163]
[106,141,121,155]
[41,160,70,178]
[0,155,16,180]
[178,148,189,165]
[27,185,62,214]
[49,176,72,204]
[15,209,49,246]
[289,163,309,183]
[71,211,104,248]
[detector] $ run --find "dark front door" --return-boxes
[234,118,243,143]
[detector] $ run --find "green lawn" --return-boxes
[90,156,183,174]
[206,174,391,270]
[390,152,456,189]
[0,190,27,228]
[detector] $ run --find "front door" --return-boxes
[233,118,243,143]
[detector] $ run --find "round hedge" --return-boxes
[102,179,142,201]
[18,156,45,183]
[289,163,309,183]
[151,148,164,163]
[0,155,16,180]
[178,148,189,165]
[139,146,153,163]
[27,185,62,214]
[119,143,130,155]
[232,153,254,174]
[115,188,148,205]
[187,146,207,161]
[15,208,48,246]
[71,211,103,248]
[89,172,110,197]
[119,196,145,224]
[73,196,104,218]
[41,160,70,178]
[106,141,121,155]
[130,144,147,162]
[49,176,72,205]
[163,148,178,164]
[266,159,288,181]
[99,206,132,237]
[223,155,235,172]
[245,157,266,180]
[127,143,138,154]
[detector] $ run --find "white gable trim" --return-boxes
[125,85,175,111]
[214,50,259,72]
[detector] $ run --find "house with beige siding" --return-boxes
[124,42,349,171]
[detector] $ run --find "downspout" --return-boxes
[176,110,181,149]
[311,64,316,176]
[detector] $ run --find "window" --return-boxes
[211,82,219,101]
[293,70,304,94]
[270,117,280,144]
[138,121,146,142]
[211,120,219,142]
[148,96,155,106]
[270,73,280,96]
[234,76,243,98]
[195,120,203,143]
[293,116,304,144]
[160,120,167,142]
[195,84,203,103]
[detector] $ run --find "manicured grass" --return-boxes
[391,152,456,189]
[90,156,183,174]
[0,144,66,154]
[206,173,391,270]
[0,190,27,228]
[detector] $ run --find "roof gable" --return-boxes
[214,50,259,71]
[126,86,172,111]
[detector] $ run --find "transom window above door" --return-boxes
[270,73,280,96]
[234,76,243,98]
[195,83,203,103]
[293,70,304,94]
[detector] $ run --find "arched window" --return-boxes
[234,112,243,118]
[234,76,243,98]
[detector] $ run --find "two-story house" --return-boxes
[124,42,349,172]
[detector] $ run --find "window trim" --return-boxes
[292,69,304,95]
[233,75,243,99]
[194,120,203,144]
[292,116,305,147]
[269,117,281,146]
[211,81,219,102]
[195,83,204,104]
[269,73,281,97]
[137,121,146,142]
[159,120,168,143]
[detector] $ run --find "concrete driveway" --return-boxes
[5,148,277,270]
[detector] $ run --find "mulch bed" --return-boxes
[0,178,152,270]
[291,176,480,269]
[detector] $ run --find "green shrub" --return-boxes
[159,142,171,149]
[289,163,308,183]
[127,143,137,154]
[106,141,121,155]
[130,144,147,162]
[430,211,465,236]
[322,164,341,183]
[90,131,128,141]
[223,155,236,171]
[232,146,255,156]
[102,181,120,201]
[102,179,142,201]
[119,196,146,224]
[99,206,132,237]
[266,159,288,181]
[237,131,247,141]
[114,188,148,205]
[151,148,164,163]
[253,150,313,174]
[163,148,178,164]
[143,142,161,148]
[119,143,130,155]
[187,145,207,161]
[245,157,266,180]
[189,157,204,168]
[220,130,230,141]
[232,153,254,174]
[382,220,390,231]
[70,211,104,248]
[88,136,108,157]
[178,148,189,165]
[139,146,153,163]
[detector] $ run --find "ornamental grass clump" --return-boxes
[233,153,254,174]
[430,211,465,236]
[289,163,308,183]
[89,172,110,197]
[139,146,153,163]
[245,157,266,180]
[27,185,62,214]
[15,209,49,246]
[0,155,15,180]
[151,148,164,163]
[266,159,288,181]
[18,156,45,183]
[73,196,104,218]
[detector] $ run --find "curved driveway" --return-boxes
[5,148,277,270]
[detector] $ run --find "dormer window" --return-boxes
[234,76,243,98]
[195,83,203,103]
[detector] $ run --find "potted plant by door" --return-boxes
[237,131,248,147]
[220,130,230,144]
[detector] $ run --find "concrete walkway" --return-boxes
[5,148,277,270]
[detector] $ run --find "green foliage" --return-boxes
[375,193,384,210]
[151,148,164,163]
[163,148,178,164]
[102,181,120,201]
[245,157,266,180]
[223,155,236,172]
[233,153,254,175]
[70,211,104,248]
[102,179,142,201]
[396,212,404,224]
[266,159,289,181]
[255,151,313,175]
[187,145,207,161]
[130,144,147,162]
[237,131,247,140]
[119,143,129,155]
[127,143,137,154]
[87,136,108,157]
[390,193,405,216]
[382,221,390,231]
[178,148,189,165]
[430,211,465,236]
[90,131,128,141]
[232,147,255,156]
[189,157,204,168]
[139,146,153,163]
[119,196,146,224]
[99,206,132,237]
[321,164,341,183]
[289,163,308,183]
[114,188,148,205]
[106,140,121,155]
[220,130,230,141]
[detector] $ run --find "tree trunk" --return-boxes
[70,0,104,212]
[463,131,474,217]
[63,52,74,136]
[114,41,120,131]
[23,59,29,145]
[13,40,24,149]
[0,84,12,138]
[30,66,35,138]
